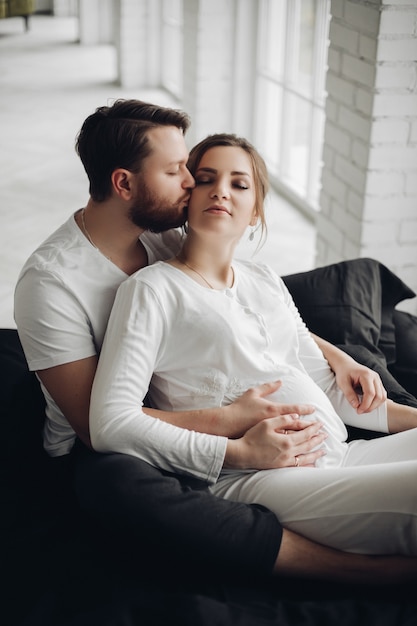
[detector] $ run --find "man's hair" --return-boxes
[75,99,191,202]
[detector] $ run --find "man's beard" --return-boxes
[128,181,188,233]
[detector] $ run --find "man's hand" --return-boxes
[223,380,316,438]
[145,380,317,439]
[225,414,327,470]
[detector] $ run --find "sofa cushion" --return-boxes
[388,310,417,398]
[0,328,47,475]
[283,258,416,367]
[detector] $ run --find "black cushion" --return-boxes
[282,257,415,366]
[0,328,47,474]
[389,310,417,398]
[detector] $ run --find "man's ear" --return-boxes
[112,169,133,199]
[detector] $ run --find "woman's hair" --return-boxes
[187,133,269,243]
[75,99,191,202]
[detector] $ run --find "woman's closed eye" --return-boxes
[194,177,212,186]
[233,182,249,190]
[194,177,249,190]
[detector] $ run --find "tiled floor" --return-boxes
[0,13,316,329]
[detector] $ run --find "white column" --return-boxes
[317,0,417,313]
[114,0,161,89]
[182,0,235,146]
[78,0,114,45]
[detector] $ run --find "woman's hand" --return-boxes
[312,334,387,414]
[224,414,328,470]
[223,380,316,438]
[334,361,387,414]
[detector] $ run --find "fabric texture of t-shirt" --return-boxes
[14,214,184,456]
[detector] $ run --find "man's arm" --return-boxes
[37,356,98,449]
[38,336,384,450]
[144,380,316,437]
[38,360,327,470]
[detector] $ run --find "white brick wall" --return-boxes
[317,0,417,314]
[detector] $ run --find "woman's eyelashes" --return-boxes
[194,177,249,190]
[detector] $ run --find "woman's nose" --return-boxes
[210,183,229,200]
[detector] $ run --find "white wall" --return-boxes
[316,0,417,313]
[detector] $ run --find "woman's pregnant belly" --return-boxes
[263,365,348,467]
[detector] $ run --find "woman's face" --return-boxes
[187,146,257,241]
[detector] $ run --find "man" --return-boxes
[14,99,414,583]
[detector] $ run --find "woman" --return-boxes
[90,134,417,556]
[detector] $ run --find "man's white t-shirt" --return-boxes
[14,213,185,457]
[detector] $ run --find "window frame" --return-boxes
[253,0,330,217]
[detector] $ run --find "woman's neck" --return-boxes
[175,238,235,290]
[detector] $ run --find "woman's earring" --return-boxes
[249,222,260,241]
[182,222,189,236]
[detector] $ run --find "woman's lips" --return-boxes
[204,205,230,215]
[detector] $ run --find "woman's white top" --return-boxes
[90,260,388,484]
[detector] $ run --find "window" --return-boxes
[254,0,330,213]
[161,0,183,100]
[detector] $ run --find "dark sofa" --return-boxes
[3,258,417,626]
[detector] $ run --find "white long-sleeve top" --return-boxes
[90,260,388,483]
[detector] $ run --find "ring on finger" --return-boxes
[294,456,299,467]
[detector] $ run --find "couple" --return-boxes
[15,99,417,582]
[90,130,417,556]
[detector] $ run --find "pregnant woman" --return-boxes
[90,133,417,557]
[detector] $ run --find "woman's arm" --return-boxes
[312,334,387,413]
[89,278,228,483]
[90,277,328,479]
